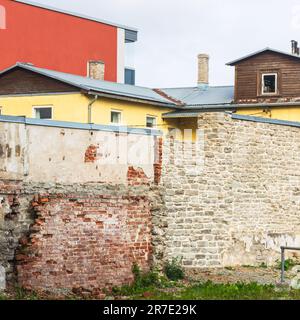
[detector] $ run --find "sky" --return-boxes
[30,0,300,88]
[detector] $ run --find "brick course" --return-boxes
[16,192,152,292]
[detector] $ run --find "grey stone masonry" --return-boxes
[0,265,5,291]
[158,112,300,268]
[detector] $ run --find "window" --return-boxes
[262,73,278,95]
[125,68,135,85]
[111,110,122,124]
[34,107,52,120]
[146,116,157,128]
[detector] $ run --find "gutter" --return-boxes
[163,101,300,118]
[88,94,99,123]
[87,91,179,109]
[184,101,300,110]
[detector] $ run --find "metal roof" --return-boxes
[162,111,208,118]
[158,86,234,106]
[13,0,138,41]
[226,47,300,66]
[0,63,176,106]
[0,114,162,136]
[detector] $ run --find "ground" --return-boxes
[0,266,299,300]
[186,266,286,285]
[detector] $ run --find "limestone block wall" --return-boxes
[159,113,300,268]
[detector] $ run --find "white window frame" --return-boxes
[261,73,278,95]
[146,115,157,128]
[110,109,123,125]
[33,106,53,120]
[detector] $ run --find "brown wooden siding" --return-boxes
[234,52,300,103]
[0,68,80,95]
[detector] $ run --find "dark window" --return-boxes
[146,116,156,128]
[111,111,121,124]
[262,74,277,94]
[125,68,135,85]
[34,107,52,119]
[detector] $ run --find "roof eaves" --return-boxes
[184,103,234,109]
[226,47,300,66]
[5,63,177,107]
[87,90,178,108]
[13,0,138,32]
[14,63,91,92]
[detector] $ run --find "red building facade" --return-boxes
[0,0,137,83]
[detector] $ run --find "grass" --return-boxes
[1,261,300,300]
[110,264,300,300]
[112,281,300,300]
[0,281,300,300]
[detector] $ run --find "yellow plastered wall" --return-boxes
[237,107,300,122]
[0,93,174,133]
[91,97,173,133]
[0,93,88,123]
[164,118,198,141]
[0,93,199,140]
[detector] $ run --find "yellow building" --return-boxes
[3,51,300,144]
[0,63,179,134]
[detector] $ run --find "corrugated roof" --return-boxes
[226,47,300,66]
[158,86,234,106]
[0,63,176,106]
[13,0,137,33]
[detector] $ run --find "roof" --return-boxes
[13,0,138,41]
[162,110,230,119]
[158,86,234,106]
[227,47,300,66]
[0,63,176,107]
[0,114,162,136]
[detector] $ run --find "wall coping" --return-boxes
[231,113,300,129]
[0,115,162,136]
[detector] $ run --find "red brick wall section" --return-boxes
[84,145,99,163]
[154,137,163,185]
[16,193,152,295]
[127,166,150,186]
[0,179,22,194]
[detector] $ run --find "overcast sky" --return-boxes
[35,0,300,88]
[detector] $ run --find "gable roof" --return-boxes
[0,63,176,107]
[13,0,137,41]
[226,47,300,66]
[157,86,234,107]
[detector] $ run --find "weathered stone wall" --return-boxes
[3,112,300,291]
[0,119,161,292]
[159,112,300,268]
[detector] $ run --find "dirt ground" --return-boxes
[186,266,295,285]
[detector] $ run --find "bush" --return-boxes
[112,264,160,296]
[164,258,185,281]
[277,258,299,271]
[132,264,160,288]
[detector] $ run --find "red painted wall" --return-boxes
[0,0,118,81]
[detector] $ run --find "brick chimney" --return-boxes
[88,60,105,80]
[197,54,209,88]
[291,40,300,56]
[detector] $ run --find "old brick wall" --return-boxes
[158,112,300,268]
[0,119,161,293]
[16,188,152,293]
